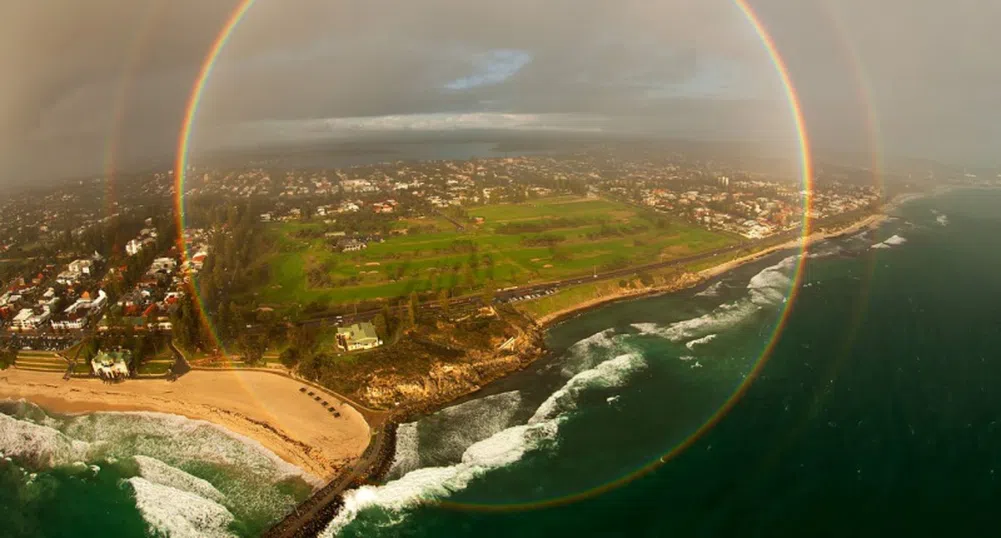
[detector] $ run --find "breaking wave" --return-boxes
[390,391,524,477]
[128,477,236,538]
[322,420,560,536]
[323,343,647,535]
[633,255,796,343]
[871,235,907,249]
[747,255,796,306]
[0,411,90,468]
[134,455,226,503]
[0,400,315,535]
[62,411,318,485]
[529,352,645,424]
[695,281,723,298]
[685,334,718,350]
[386,422,420,479]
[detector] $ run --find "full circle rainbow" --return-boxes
[174,0,816,513]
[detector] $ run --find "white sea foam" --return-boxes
[128,477,236,538]
[567,329,616,356]
[936,214,949,226]
[386,422,420,479]
[747,255,796,306]
[871,235,907,249]
[63,411,320,486]
[558,328,629,377]
[806,242,844,259]
[1,405,311,528]
[530,352,645,424]
[322,350,646,535]
[633,256,795,343]
[695,281,723,298]
[679,355,696,361]
[633,300,759,342]
[685,334,717,350]
[0,413,90,467]
[421,391,523,465]
[134,455,226,503]
[321,419,560,536]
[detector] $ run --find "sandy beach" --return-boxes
[697,212,888,280]
[535,211,888,327]
[0,368,371,480]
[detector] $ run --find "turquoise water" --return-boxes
[322,188,1001,536]
[0,403,314,538]
[3,189,998,537]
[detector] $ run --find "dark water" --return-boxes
[325,188,1001,537]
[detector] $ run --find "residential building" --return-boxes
[336,322,383,351]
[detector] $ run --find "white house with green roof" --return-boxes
[335,322,383,352]
[92,350,130,378]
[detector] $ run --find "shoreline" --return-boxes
[533,211,889,329]
[0,368,372,481]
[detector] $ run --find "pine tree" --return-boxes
[408,291,419,327]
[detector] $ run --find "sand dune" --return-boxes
[0,369,371,480]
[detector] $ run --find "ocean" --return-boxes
[0,405,315,537]
[3,188,999,537]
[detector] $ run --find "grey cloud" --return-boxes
[2,0,999,183]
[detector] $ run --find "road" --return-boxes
[297,233,786,328]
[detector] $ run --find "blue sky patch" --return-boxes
[445,49,532,90]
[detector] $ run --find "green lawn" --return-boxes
[254,196,736,309]
[136,362,173,375]
[14,350,68,372]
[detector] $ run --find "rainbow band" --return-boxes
[175,0,256,353]
[173,0,818,512]
[440,0,817,513]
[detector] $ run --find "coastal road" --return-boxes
[297,237,762,327]
[297,209,869,328]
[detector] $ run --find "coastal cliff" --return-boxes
[304,307,546,415]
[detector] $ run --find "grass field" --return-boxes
[136,346,176,376]
[14,350,68,372]
[255,196,736,308]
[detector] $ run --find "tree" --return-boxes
[438,288,450,316]
[237,333,266,365]
[481,281,496,306]
[372,313,388,341]
[0,346,15,370]
[279,347,300,369]
[380,305,395,336]
[463,264,476,290]
[407,291,419,327]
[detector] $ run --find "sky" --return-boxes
[1,0,998,184]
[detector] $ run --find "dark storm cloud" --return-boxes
[1,0,999,183]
